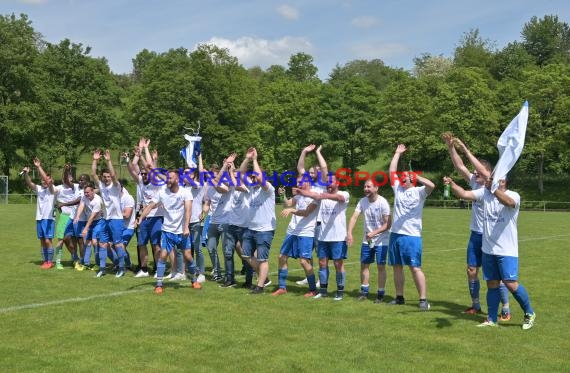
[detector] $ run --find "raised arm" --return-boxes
[103,149,120,186]
[315,145,329,184]
[33,158,55,194]
[128,146,141,182]
[238,148,253,183]
[454,138,490,180]
[252,148,270,191]
[389,144,406,185]
[442,132,471,182]
[92,150,101,185]
[21,166,36,190]
[297,144,315,175]
[415,174,435,195]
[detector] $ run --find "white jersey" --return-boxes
[120,191,136,230]
[188,185,206,223]
[318,191,349,242]
[472,188,520,257]
[390,180,427,237]
[210,187,232,225]
[227,187,250,228]
[55,183,80,216]
[286,195,318,237]
[311,183,326,222]
[152,187,192,234]
[82,194,104,221]
[98,181,123,220]
[248,184,276,231]
[34,185,57,220]
[469,174,485,233]
[355,195,391,246]
[137,177,165,217]
[75,190,87,221]
[205,186,222,217]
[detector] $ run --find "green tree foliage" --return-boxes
[329,59,407,90]
[454,29,495,69]
[34,39,123,166]
[286,52,319,82]
[0,14,42,175]
[521,15,570,66]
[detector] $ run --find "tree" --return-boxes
[33,39,123,166]
[490,42,535,80]
[520,64,570,193]
[0,13,42,175]
[329,59,407,90]
[454,29,495,69]
[286,52,319,82]
[521,15,570,66]
[413,53,454,79]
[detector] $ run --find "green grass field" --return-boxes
[0,205,569,372]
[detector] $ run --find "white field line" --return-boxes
[1,233,566,314]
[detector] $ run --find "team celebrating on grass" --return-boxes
[21,134,536,330]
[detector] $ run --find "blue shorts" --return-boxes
[388,233,423,267]
[63,219,76,238]
[466,231,483,267]
[137,216,163,246]
[280,234,313,259]
[74,221,86,238]
[36,219,55,239]
[99,219,124,245]
[482,253,518,281]
[122,228,135,247]
[360,244,388,265]
[242,229,274,262]
[84,219,104,242]
[161,231,190,254]
[317,241,347,261]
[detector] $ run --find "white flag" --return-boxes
[180,135,202,168]
[491,101,528,192]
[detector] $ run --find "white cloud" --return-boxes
[277,4,299,20]
[350,16,379,28]
[17,0,47,4]
[198,36,312,68]
[349,41,409,59]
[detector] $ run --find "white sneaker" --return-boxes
[164,272,174,280]
[313,293,327,299]
[296,278,308,285]
[134,270,149,278]
[197,274,206,283]
[169,273,186,281]
[316,281,320,288]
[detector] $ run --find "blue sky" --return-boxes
[3,0,570,79]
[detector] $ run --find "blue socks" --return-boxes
[156,259,166,287]
[336,271,346,296]
[116,246,125,270]
[307,273,317,291]
[46,247,54,262]
[361,284,370,295]
[486,287,501,323]
[512,284,534,315]
[278,268,288,289]
[98,246,107,269]
[469,280,481,309]
[83,244,92,265]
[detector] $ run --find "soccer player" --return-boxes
[91,149,127,278]
[442,133,511,319]
[127,140,164,278]
[119,183,135,270]
[53,164,81,269]
[22,158,58,269]
[238,147,276,294]
[444,176,536,330]
[74,183,105,270]
[138,169,201,294]
[182,166,207,283]
[295,144,328,287]
[296,173,349,300]
[388,144,434,310]
[271,175,319,297]
[347,179,391,302]
[218,157,250,288]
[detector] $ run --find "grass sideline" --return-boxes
[0,205,568,372]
